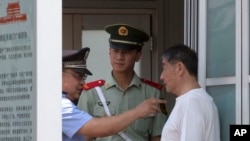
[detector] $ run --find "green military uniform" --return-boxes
[78,23,167,140]
[78,73,167,141]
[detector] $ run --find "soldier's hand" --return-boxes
[134,98,166,118]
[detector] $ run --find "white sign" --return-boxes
[0,0,62,140]
[0,0,35,141]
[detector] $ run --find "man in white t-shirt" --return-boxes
[159,44,220,141]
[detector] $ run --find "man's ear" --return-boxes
[175,62,185,75]
[135,51,142,62]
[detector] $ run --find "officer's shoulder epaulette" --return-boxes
[140,78,163,90]
[82,79,105,90]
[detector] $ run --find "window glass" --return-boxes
[207,0,235,78]
[207,85,235,141]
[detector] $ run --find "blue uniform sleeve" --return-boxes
[62,95,93,138]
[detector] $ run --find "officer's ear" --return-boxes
[135,51,142,62]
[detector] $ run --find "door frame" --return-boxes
[237,0,250,124]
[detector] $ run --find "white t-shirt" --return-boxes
[161,88,220,141]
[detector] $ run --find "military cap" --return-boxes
[63,47,92,76]
[105,24,150,50]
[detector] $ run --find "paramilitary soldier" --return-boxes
[78,24,167,141]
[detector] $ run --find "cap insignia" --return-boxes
[118,26,128,36]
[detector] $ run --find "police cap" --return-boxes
[63,47,92,76]
[105,24,150,50]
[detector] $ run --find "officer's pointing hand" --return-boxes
[134,98,166,118]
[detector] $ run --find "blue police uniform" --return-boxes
[62,93,93,141]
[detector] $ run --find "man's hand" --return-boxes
[134,98,166,118]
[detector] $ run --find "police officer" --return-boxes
[78,24,167,141]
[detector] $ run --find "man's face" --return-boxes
[62,69,85,102]
[160,58,178,94]
[109,48,141,73]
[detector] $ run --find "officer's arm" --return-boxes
[84,136,95,141]
[77,98,166,137]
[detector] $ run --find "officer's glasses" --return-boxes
[63,71,87,81]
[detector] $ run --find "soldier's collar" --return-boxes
[105,72,141,89]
